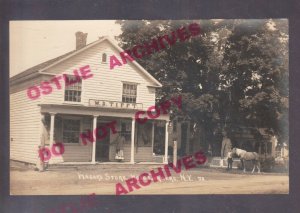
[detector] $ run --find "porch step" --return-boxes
[47,162,166,171]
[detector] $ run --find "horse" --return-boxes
[232,148,261,173]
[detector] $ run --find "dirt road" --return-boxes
[10,166,288,195]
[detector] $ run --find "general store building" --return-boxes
[10,32,170,165]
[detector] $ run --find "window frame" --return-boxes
[62,117,82,145]
[122,82,138,104]
[63,74,83,104]
[102,53,107,63]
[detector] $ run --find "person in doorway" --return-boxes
[114,133,125,161]
[227,149,233,170]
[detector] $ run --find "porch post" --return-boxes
[130,117,135,164]
[92,115,98,164]
[49,112,56,147]
[39,113,45,146]
[151,122,155,153]
[164,120,169,164]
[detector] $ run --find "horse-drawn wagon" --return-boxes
[209,127,288,172]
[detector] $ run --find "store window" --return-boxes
[62,119,81,143]
[120,121,131,142]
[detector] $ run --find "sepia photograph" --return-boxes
[9,19,289,196]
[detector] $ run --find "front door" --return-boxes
[96,122,110,162]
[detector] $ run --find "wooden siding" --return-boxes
[10,77,43,164]
[134,147,154,162]
[51,115,93,163]
[50,143,92,163]
[10,40,162,164]
[41,40,156,110]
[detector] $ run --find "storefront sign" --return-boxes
[89,99,143,109]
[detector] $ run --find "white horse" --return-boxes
[232,148,260,173]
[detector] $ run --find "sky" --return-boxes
[9,19,286,78]
[9,20,122,77]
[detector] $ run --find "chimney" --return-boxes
[75,31,88,50]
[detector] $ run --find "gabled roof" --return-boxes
[10,36,162,87]
[10,50,76,82]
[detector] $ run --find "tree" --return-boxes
[116,19,289,150]
[116,20,226,149]
[222,19,288,143]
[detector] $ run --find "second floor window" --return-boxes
[122,83,137,103]
[64,75,82,102]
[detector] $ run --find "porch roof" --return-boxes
[39,104,170,121]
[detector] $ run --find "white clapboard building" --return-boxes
[10,32,170,165]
